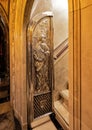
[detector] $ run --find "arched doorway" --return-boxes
[25,0,81,130]
[27,1,69,129]
[26,0,69,129]
[9,0,81,130]
[0,10,10,108]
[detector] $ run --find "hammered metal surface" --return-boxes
[27,15,53,121]
[32,17,51,94]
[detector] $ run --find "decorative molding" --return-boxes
[54,38,68,60]
[69,0,81,130]
[0,1,9,18]
[0,4,8,26]
[23,0,34,29]
[9,0,17,108]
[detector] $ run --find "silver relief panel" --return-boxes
[32,17,51,94]
[27,15,53,120]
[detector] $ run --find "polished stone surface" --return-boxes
[54,100,69,125]
[33,120,57,130]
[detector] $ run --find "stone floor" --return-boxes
[0,111,63,130]
[50,114,64,130]
[32,119,64,130]
[32,120,57,130]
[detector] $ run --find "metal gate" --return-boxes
[27,12,54,123]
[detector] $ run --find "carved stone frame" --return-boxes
[9,0,82,130]
[69,0,81,130]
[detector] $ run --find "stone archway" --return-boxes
[0,4,15,130]
[9,0,82,130]
[9,0,34,130]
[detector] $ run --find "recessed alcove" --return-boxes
[9,0,86,130]
[0,17,10,105]
[26,0,69,129]
[52,0,69,129]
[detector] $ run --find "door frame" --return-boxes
[27,11,54,127]
[69,0,81,130]
[9,0,82,130]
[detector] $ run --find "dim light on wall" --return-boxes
[51,0,68,11]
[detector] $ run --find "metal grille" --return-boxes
[34,92,52,118]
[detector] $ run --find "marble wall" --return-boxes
[54,51,68,101]
[69,0,92,130]
[51,0,68,48]
[81,1,92,130]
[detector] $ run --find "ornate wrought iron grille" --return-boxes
[34,92,52,118]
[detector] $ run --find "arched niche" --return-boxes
[9,0,34,130]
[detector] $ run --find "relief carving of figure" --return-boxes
[33,36,50,93]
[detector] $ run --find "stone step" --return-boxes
[59,89,69,101]
[54,100,69,126]
[31,115,50,128]
[59,89,69,110]
[33,120,57,130]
